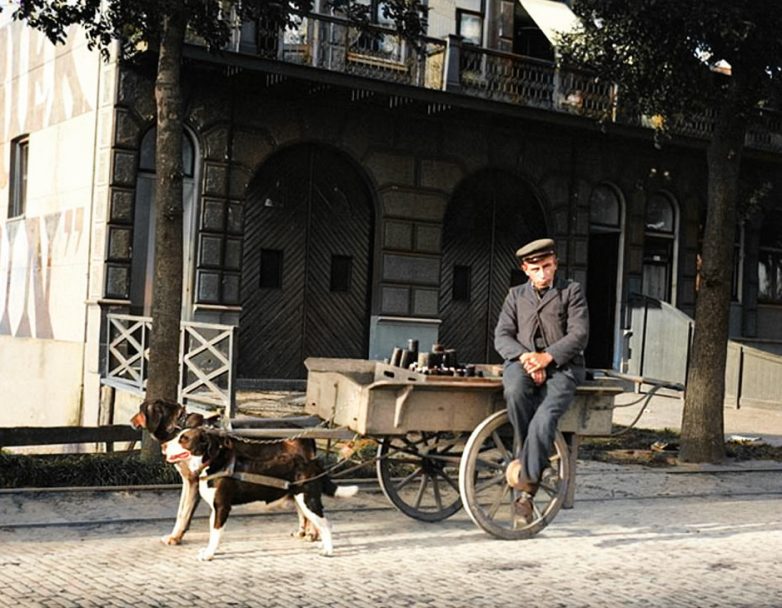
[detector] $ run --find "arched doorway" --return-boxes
[239,144,374,379]
[586,183,625,369]
[439,169,547,364]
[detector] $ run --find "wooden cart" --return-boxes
[301,357,628,539]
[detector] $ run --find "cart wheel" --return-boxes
[376,432,466,522]
[458,410,570,539]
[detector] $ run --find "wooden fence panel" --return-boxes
[0,425,140,448]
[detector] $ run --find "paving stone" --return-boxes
[1,463,780,607]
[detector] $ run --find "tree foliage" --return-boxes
[558,0,782,462]
[8,0,428,57]
[559,1,782,120]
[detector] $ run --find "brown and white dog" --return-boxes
[165,427,357,560]
[130,399,319,546]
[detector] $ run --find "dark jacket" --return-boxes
[494,275,589,374]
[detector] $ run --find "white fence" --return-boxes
[103,313,237,417]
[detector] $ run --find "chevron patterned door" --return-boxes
[240,145,373,379]
[439,170,545,364]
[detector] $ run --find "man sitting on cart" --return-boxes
[494,238,589,525]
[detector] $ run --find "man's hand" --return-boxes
[520,351,553,374]
[530,369,546,385]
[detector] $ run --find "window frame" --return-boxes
[642,192,679,305]
[456,9,484,46]
[8,135,29,219]
[758,213,782,304]
[127,127,204,314]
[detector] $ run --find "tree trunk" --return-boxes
[141,4,186,462]
[679,100,748,463]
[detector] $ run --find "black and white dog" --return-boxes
[130,399,322,547]
[165,427,357,559]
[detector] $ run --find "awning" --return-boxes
[518,0,580,47]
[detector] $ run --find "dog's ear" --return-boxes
[185,412,205,428]
[204,432,222,463]
[195,429,210,453]
[142,400,162,433]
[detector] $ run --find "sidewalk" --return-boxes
[1,460,781,608]
[611,392,782,447]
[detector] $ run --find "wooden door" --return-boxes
[585,232,619,368]
[439,170,546,364]
[240,145,373,379]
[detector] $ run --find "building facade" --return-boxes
[2,2,781,430]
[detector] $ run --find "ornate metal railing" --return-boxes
[232,12,447,89]
[457,44,616,119]
[104,314,236,416]
[208,11,781,152]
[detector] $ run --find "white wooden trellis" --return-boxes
[105,314,152,394]
[178,321,237,418]
[104,313,236,417]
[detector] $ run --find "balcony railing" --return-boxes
[211,11,781,153]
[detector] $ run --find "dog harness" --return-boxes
[200,454,291,490]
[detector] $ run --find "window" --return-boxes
[260,249,284,289]
[731,226,743,302]
[457,10,483,46]
[695,218,743,302]
[138,129,195,177]
[8,136,29,219]
[589,184,621,229]
[759,212,782,303]
[351,0,406,61]
[452,265,472,301]
[642,192,678,303]
[127,128,202,312]
[330,255,353,292]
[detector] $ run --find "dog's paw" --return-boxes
[160,534,182,546]
[197,548,215,561]
[292,527,320,542]
[320,546,334,557]
[300,530,319,542]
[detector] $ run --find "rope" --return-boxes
[607,383,669,436]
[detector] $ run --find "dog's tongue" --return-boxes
[166,450,191,463]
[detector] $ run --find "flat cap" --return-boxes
[516,238,556,262]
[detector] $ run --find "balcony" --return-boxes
[198,11,781,154]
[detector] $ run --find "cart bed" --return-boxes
[304,358,623,436]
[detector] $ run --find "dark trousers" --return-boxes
[503,361,578,490]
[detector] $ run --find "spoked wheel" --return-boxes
[376,431,467,522]
[458,410,570,539]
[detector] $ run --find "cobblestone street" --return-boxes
[2,462,780,607]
